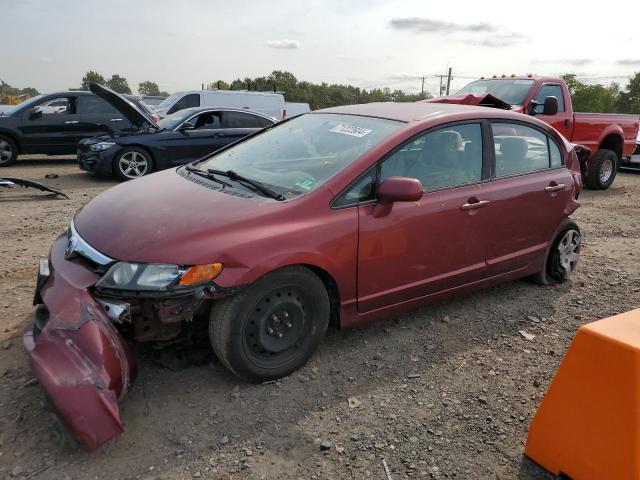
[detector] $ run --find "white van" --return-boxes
[152,90,285,120]
[284,102,311,117]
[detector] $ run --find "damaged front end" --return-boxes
[26,223,228,450]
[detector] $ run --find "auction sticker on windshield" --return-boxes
[330,124,372,138]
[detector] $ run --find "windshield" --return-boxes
[157,110,193,130]
[457,79,535,105]
[1,94,47,115]
[195,113,403,196]
[156,93,182,109]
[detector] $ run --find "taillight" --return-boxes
[282,109,287,119]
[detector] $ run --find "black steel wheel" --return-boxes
[209,266,330,382]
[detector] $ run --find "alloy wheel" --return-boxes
[600,158,613,183]
[556,229,580,279]
[118,151,149,178]
[0,139,13,164]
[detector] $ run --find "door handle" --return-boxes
[110,118,123,122]
[544,183,565,193]
[460,199,490,210]
[64,120,79,124]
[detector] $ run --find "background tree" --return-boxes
[106,74,131,94]
[138,81,161,96]
[617,72,640,114]
[81,71,106,90]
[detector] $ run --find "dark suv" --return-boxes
[0,91,155,166]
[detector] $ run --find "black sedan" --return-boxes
[78,84,276,180]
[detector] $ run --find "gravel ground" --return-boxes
[1,156,639,480]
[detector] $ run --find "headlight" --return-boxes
[90,141,116,152]
[95,262,223,291]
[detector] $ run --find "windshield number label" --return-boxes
[330,124,372,138]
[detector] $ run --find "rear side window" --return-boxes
[533,84,565,113]
[79,96,118,114]
[380,123,483,191]
[550,140,562,167]
[224,111,265,128]
[492,123,558,177]
[167,94,200,114]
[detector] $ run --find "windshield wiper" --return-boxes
[207,169,285,201]
[185,165,232,187]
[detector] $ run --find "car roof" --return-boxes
[174,106,276,119]
[316,102,525,124]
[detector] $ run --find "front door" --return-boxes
[531,83,573,139]
[18,95,82,154]
[482,121,575,277]
[357,122,490,313]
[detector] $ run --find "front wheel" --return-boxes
[209,266,330,382]
[113,147,153,181]
[532,222,581,285]
[586,149,617,190]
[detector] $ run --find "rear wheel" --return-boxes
[532,221,581,285]
[209,266,330,382]
[113,147,153,181]
[0,135,18,167]
[586,149,617,190]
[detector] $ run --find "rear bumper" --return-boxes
[24,235,135,450]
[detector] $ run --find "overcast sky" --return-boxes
[3,0,640,96]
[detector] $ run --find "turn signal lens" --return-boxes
[179,263,224,286]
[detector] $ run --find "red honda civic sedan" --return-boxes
[26,101,584,449]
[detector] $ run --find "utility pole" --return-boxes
[421,76,425,96]
[446,67,452,95]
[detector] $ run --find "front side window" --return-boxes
[492,122,555,177]
[196,113,403,196]
[193,111,222,129]
[380,123,483,191]
[168,94,200,114]
[533,84,565,113]
[34,97,75,115]
[333,167,376,207]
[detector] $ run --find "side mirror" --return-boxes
[542,96,559,116]
[374,177,423,217]
[179,121,195,132]
[29,107,42,119]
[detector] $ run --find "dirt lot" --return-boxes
[1,156,639,480]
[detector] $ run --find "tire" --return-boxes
[113,147,154,181]
[532,221,581,285]
[209,266,330,382]
[0,134,18,167]
[586,149,617,190]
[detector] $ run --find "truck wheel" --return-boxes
[586,149,617,190]
[209,266,330,382]
[0,135,18,167]
[531,221,581,285]
[113,147,153,181]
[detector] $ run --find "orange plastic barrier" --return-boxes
[525,308,640,480]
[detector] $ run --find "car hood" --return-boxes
[73,168,285,265]
[90,83,158,130]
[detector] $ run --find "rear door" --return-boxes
[356,122,490,312]
[76,95,121,138]
[531,83,573,139]
[481,121,574,277]
[18,95,83,153]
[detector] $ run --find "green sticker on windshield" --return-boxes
[295,179,315,191]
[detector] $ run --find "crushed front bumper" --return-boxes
[24,234,136,451]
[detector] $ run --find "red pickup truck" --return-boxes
[426,76,639,189]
